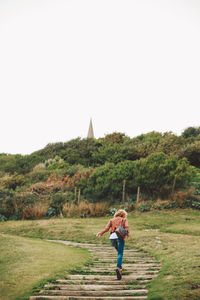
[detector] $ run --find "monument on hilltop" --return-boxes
[87,119,94,138]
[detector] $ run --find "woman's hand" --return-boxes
[96,232,102,237]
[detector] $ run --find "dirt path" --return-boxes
[30,240,160,300]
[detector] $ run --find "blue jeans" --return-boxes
[110,238,125,269]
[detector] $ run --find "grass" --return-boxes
[0,234,89,300]
[1,209,200,299]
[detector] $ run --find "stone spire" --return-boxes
[87,118,94,138]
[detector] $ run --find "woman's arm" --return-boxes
[96,220,112,237]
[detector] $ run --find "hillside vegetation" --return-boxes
[0,127,200,220]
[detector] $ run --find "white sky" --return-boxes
[0,0,200,154]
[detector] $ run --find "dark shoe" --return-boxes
[116,268,122,280]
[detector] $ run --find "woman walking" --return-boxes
[96,209,129,280]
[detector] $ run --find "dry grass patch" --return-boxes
[22,203,49,219]
[63,201,109,217]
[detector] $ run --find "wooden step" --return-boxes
[92,258,152,262]
[92,263,160,268]
[39,289,148,296]
[68,274,156,280]
[55,279,149,285]
[87,268,159,274]
[30,296,148,300]
[44,284,147,290]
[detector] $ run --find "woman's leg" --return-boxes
[110,238,118,251]
[117,238,125,269]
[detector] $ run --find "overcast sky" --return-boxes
[0,0,200,154]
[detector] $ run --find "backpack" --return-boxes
[115,218,128,240]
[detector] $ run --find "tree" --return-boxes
[0,153,43,175]
[130,131,162,158]
[157,132,184,155]
[84,163,115,202]
[179,142,200,168]
[133,152,193,198]
[60,138,100,166]
[92,143,139,165]
[104,132,126,143]
[182,126,200,139]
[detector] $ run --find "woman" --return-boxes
[96,209,129,280]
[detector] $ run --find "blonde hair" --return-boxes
[114,209,127,218]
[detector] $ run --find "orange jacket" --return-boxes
[99,216,129,237]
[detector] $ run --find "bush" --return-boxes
[0,214,7,222]
[194,184,200,195]
[137,203,151,212]
[13,193,39,219]
[50,191,67,215]
[28,168,50,184]
[45,207,57,218]
[0,188,15,218]
[8,214,19,221]
[166,201,178,209]
[154,204,164,210]
[109,208,117,216]
[182,198,200,210]
[191,201,200,210]
[150,199,170,210]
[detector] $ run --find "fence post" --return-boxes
[74,187,77,202]
[171,175,177,197]
[78,189,81,204]
[122,180,126,203]
[137,186,140,203]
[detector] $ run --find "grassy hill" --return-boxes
[0,209,200,299]
[0,128,200,221]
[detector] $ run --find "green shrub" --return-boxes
[50,191,67,215]
[45,207,57,218]
[0,188,15,218]
[109,208,117,216]
[137,203,151,212]
[166,201,178,209]
[45,155,64,168]
[10,193,39,219]
[194,184,200,195]
[154,204,164,210]
[28,168,50,184]
[8,214,19,221]
[0,214,7,222]
[191,201,200,210]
